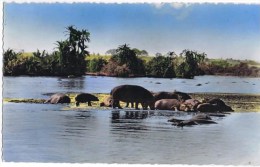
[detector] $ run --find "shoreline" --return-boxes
[3,92,260,112]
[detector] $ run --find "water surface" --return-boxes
[2,75,260,164]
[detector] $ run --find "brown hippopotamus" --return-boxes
[155,99,181,110]
[75,93,99,106]
[45,93,71,104]
[100,96,112,107]
[202,98,234,112]
[180,99,202,111]
[168,113,216,127]
[110,85,155,110]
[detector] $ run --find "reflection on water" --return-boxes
[111,110,149,121]
[3,103,260,164]
[58,77,85,90]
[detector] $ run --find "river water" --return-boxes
[2,75,260,165]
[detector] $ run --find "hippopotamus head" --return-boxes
[100,102,112,107]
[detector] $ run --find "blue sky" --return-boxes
[3,3,260,61]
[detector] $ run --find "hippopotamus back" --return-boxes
[45,93,71,104]
[173,91,192,101]
[153,91,179,101]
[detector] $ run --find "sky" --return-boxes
[3,2,260,61]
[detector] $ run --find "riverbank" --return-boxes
[3,92,260,112]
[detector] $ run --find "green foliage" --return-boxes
[55,25,90,76]
[87,58,108,72]
[132,48,149,56]
[102,44,146,77]
[146,55,175,78]
[175,50,206,78]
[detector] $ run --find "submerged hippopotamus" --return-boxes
[168,113,216,127]
[110,85,155,110]
[100,96,112,107]
[203,98,234,112]
[75,93,99,106]
[45,93,71,104]
[155,99,181,110]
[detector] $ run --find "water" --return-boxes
[2,75,260,165]
[3,75,260,99]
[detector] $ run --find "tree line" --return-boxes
[4,26,89,76]
[3,26,260,78]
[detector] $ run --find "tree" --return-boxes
[102,44,146,77]
[132,48,149,56]
[175,50,206,78]
[87,58,108,72]
[55,25,90,76]
[3,49,21,75]
[105,49,117,55]
[146,55,175,78]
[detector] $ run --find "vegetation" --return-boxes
[3,25,260,78]
[3,26,90,76]
[101,44,146,77]
[146,54,175,78]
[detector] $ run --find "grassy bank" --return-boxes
[3,93,260,112]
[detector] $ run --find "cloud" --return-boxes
[153,3,164,9]
[152,2,191,10]
[152,3,193,20]
[169,2,191,9]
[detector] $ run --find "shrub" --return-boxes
[146,55,175,78]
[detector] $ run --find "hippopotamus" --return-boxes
[110,85,155,110]
[155,99,181,110]
[153,91,179,101]
[125,102,135,108]
[75,93,99,106]
[176,119,217,127]
[180,99,202,111]
[173,91,192,101]
[196,103,219,113]
[45,93,71,104]
[203,98,234,112]
[168,113,216,127]
[153,91,192,102]
[100,96,112,107]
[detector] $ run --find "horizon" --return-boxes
[3,3,260,62]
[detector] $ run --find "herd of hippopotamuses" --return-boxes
[45,84,234,127]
